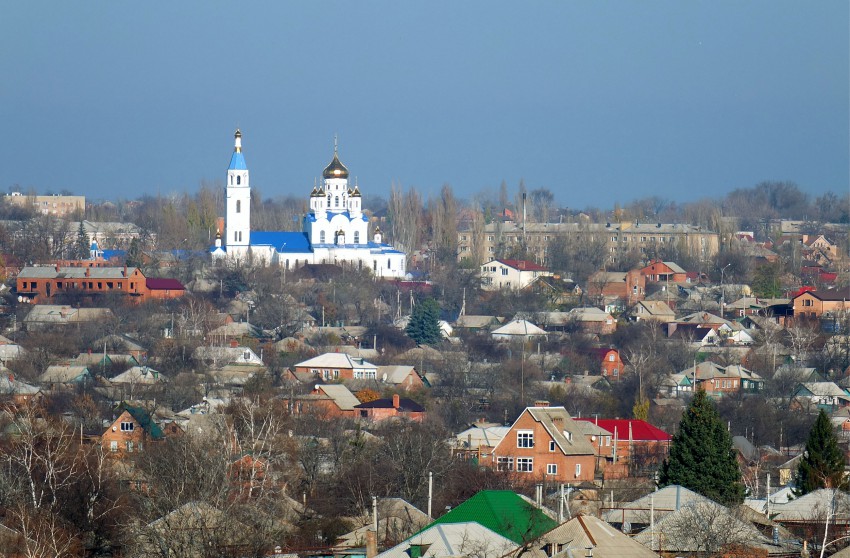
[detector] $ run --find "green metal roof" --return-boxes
[123,404,164,440]
[422,490,557,545]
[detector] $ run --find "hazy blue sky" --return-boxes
[1,2,847,209]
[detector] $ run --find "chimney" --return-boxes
[230,340,238,348]
[55,263,60,272]
[392,394,400,409]
[123,265,128,276]
[534,400,549,408]
[518,260,526,270]
[85,267,90,277]
[365,530,378,558]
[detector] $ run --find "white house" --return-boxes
[211,131,406,278]
[480,259,552,290]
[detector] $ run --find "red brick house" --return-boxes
[488,405,596,483]
[290,353,378,381]
[285,384,361,418]
[587,348,624,381]
[793,288,850,321]
[639,260,688,283]
[354,394,425,422]
[16,262,185,303]
[586,269,646,304]
[101,405,164,458]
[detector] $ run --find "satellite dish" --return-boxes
[622,522,632,534]
[382,373,388,382]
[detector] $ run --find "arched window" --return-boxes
[236,200,241,213]
[285,259,290,270]
[320,231,326,243]
[335,196,340,207]
[353,231,360,244]
[388,258,391,269]
[373,260,377,271]
[326,195,331,207]
[229,176,232,185]
[236,175,241,185]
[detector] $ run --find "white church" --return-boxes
[211,130,407,278]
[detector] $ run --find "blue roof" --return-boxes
[250,231,313,253]
[102,249,126,260]
[228,151,247,171]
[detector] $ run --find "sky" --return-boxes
[1,2,847,210]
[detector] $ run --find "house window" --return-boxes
[501,268,508,276]
[546,464,558,475]
[126,441,134,453]
[517,458,534,472]
[496,457,514,471]
[549,440,556,452]
[333,370,340,379]
[609,355,615,362]
[517,431,534,448]
[120,422,134,432]
[575,463,582,477]
[613,368,619,376]
[488,236,494,241]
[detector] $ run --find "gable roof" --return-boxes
[377,522,517,558]
[518,406,596,456]
[420,490,557,545]
[542,514,660,558]
[317,384,361,411]
[121,404,164,440]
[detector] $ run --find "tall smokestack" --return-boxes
[366,529,378,558]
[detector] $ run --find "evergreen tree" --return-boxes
[659,390,745,505]
[793,409,847,496]
[74,221,90,260]
[125,237,143,268]
[405,298,442,345]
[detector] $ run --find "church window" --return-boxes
[335,196,340,207]
[388,258,391,269]
[373,260,377,271]
[320,231,326,243]
[354,231,360,244]
[236,175,241,185]
[285,260,290,270]
[236,200,241,213]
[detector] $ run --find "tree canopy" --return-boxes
[659,390,745,506]
[794,409,847,496]
[405,297,442,345]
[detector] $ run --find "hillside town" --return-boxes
[0,130,848,557]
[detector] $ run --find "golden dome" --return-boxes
[323,152,349,179]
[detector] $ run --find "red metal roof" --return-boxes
[497,259,549,272]
[574,418,671,441]
[145,278,185,291]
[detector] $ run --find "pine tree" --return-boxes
[405,298,442,345]
[74,221,90,260]
[794,409,846,496]
[659,390,745,506]
[126,237,143,268]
